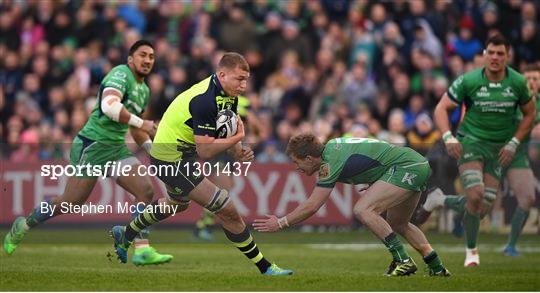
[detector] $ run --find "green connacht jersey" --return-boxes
[316,137,427,188]
[448,67,531,143]
[79,65,150,142]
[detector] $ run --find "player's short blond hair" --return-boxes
[286,133,325,159]
[218,52,249,72]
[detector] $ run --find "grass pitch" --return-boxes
[1,228,539,291]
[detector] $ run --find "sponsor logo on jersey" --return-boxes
[489,82,501,88]
[474,100,515,112]
[197,124,216,131]
[318,163,330,179]
[106,81,125,90]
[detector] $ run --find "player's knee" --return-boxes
[467,186,484,205]
[205,187,231,214]
[478,206,490,219]
[465,200,480,215]
[135,184,154,204]
[353,203,372,224]
[514,187,536,209]
[482,187,497,205]
[462,169,484,192]
[518,195,535,210]
[353,203,364,219]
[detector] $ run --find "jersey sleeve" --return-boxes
[447,74,466,104]
[102,67,130,95]
[190,94,217,137]
[516,76,532,105]
[316,146,343,188]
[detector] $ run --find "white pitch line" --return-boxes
[306,243,540,253]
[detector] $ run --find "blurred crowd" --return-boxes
[1,0,540,163]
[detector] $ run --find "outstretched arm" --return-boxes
[253,186,333,232]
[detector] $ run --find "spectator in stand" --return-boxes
[256,140,289,163]
[411,19,443,67]
[0,0,538,162]
[514,20,540,67]
[404,94,427,129]
[378,108,407,146]
[475,2,502,44]
[406,113,441,155]
[450,16,483,62]
[339,62,377,111]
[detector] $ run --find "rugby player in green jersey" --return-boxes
[431,34,536,266]
[3,40,173,266]
[254,134,451,277]
[418,63,540,257]
[109,52,292,276]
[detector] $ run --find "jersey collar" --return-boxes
[212,74,228,97]
[125,63,145,84]
[481,66,509,83]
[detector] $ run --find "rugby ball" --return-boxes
[216,109,238,138]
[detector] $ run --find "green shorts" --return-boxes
[457,135,504,180]
[69,135,133,178]
[380,160,431,192]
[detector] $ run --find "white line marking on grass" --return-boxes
[306,243,540,253]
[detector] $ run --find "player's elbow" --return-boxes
[101,96,123,122]
[304,204,319,216]
[434,101,447,116]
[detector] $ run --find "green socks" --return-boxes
[506,207,529,248]
[423,250,445,273]
[383,232,410,262]
[444,195,466,215]
[464,210,480,249]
